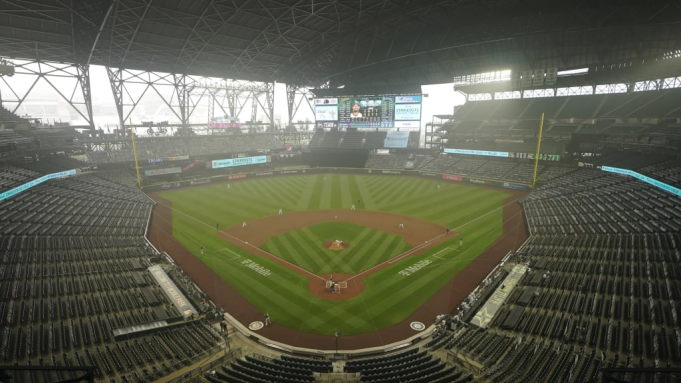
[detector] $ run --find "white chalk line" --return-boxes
[153,195,522,284]
[344,197,522,282]
[152,199,326,282]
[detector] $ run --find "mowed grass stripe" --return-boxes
[376,182,470,213]
[396,187,491,220]
[264,234,317,273]
[354,176,376,210]
[339,175,352,208]
[389,178,433,206]
[291,228,333,273]
[318,175,333,209]
[297,176,319,210]
[251,178,295,209]
[368,176,406,202]
[410,188,499,220]
[375,177,420,203]
[278,231,327,273]
[308,175,325,210]
[326,226,376,273]
[330,175,343,208]
[264,177,301,207]
[163,174,511,335]
[353,234,405,273]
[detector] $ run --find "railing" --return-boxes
[165,346,242,383]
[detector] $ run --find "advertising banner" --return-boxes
[443,174,462,181]
[211,155,267,169]
[394,121,420,129]
[189,179,211,186]
[394,104,421,121]
[228,173,247,180]
[602,166,681,197]
[501,182,528,191]
[0,169,77,202]
[314,98,338,105]
[467,178,486,185]
[144,167,182,176]
[384,131,410,148]
[315,105,338,121]
[395,95,422,103]
[444,148,509,158]
[167,155,189,161]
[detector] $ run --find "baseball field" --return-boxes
[157,174,513,336]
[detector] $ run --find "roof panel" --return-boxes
[0,0,679,86]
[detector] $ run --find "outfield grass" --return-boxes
[261,222,412,275]
[161,174,511,336]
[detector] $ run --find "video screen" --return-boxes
[314,94,421,129]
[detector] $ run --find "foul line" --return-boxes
[152,198,326,282]
[343,196,522,283]
[431,247,456,260]
[152,195,522,285]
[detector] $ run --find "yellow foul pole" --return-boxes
[130,119,142,188]
[532,113,545,188]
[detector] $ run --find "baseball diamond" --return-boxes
[149,174,527,343]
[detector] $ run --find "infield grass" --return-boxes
[261,222,412,275]
[161,174,512,336]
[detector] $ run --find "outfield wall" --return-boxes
[142,167,531,192]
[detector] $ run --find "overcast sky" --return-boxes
[0,60,465,134]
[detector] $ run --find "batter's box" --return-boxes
[325,281,347,293]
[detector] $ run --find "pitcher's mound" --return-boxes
[324,240,349,250]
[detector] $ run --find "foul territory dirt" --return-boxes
[218,209,453,300]
[146,185,527,350]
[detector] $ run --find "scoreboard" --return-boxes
[314,94,421,130]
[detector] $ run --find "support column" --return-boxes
[251,94,258,125]
[174,73,189,128]
[208,95,214,125]
[286,84,296,128]
[75,64,95,130]
[107,67,125,135]
[266,81,275,132]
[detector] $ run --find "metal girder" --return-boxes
[250,81,275,131]
[0,58,94,128]
[173,73,189,128]
[107,66,125,132]
[285,84,314,128]
[66,0,114,64]
[173,0,244,73]
[75,63,94,129]
[105,0,154,67]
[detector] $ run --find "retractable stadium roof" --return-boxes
[0,0,679,87]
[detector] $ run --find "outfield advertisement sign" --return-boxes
[0,169,77,202]
[211,155,267,169]
[143,167,530,192]
[190,179,211,186]
[602,166,681,197]
[144,167,182,176]
[501,182,528,191]
[444,148,509,158]
[443,174,462,181]
[384,131,410,148]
